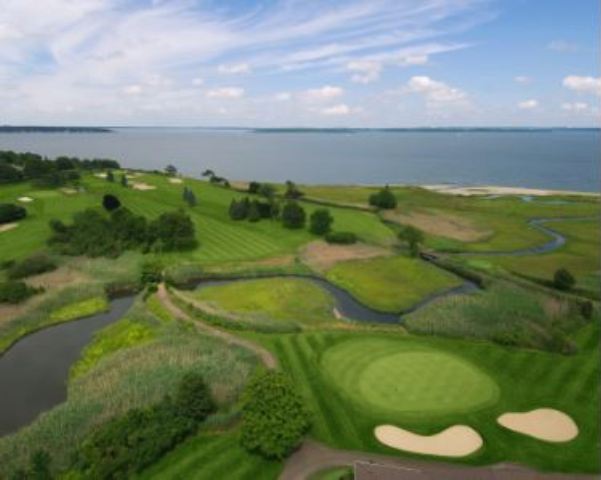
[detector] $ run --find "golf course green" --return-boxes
[321,338,499,416]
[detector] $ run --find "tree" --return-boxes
[281,201,306,229]
[309,208,333,235]
[0,162,22,184]
[106,170,115,182]
[248,181,261,194]
[553,268,575,291]
[148,210,197,251]
[0,203,27,224]
[369,186,397,209]
[241,372,310,459]
[183,187,197,207]
[284,180,304,199]
[165,164,178,176]
[398,225,424,257]
[258,183,276,199]
[201,169,215,178]
[120,174,128,187]
[102,194,121,212]
[248,200,261,222]
[175,373,216,422]
[229,198,250,220]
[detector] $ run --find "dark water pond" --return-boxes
[0,296,134,437]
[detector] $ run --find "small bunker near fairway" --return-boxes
[374,424,483,457]
[321,338,499,416]
[497,408,578,442]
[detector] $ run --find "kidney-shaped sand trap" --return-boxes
[497,408,578,442]
[374,424,483,457]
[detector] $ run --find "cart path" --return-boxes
[280,439,599,480]
[157,283,277,369]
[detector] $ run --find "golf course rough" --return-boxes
[321,338,499,416]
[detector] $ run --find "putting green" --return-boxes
[321,338,499,416]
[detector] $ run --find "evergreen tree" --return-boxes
[309,208,333,235]
[120,174,128,187]
[281,201,306,229]
[248,200,261,222]
[106,170,115,182]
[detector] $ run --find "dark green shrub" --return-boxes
[102,194,121,211]
[398,225,424,257]
[175,373,216,422]
[0,281,39,304]
[368,186,397,209]
[281,201,306,229]
[229,198,250,220]
[8,253,57,279]
[553,268,575,291]
[284,180,304,199]
[148,210,197,251]
[0,203,27,224]
[28,450,52,480]
[106,170,115,182]
[325,231,357,244]
[248,181,261,194]
[241,372,310,459]
[141,259,164,284]
[580,301,594,320]
[309,208,334,235]
[248,200,261,222]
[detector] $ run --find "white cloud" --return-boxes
[347,60,381,84]
[305,85,344,100]
[123,84,142,95]
[398,55,428,66]
[514,75,532,84]
[320,104,351,116]
[561,102,589,112]
[206,87,245,99]
[548,40,579,53]
[274,92,291,101]
[406,76,466,103]
[192,77,204,86]
[218,63,251,75]
[517,99,538,110]
[563,75,601,96]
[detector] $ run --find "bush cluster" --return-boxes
[0,203,27,224]
[8,253,57,280]
[48,207,197,257]
[0,281,41,304]
[368,186,397,209]
[325,231,357,244]
[241,372,310,460]
[74,373,215,479]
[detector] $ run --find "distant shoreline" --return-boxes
[0,126,111,133]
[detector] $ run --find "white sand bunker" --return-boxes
[132,182,156,191]
[374,424,483,457]
[168,178,183,184]
[18,196,33,203]
[0,223,19,233]
[60,188,78,195]
[94,172,107,178]
[497,408,578,442]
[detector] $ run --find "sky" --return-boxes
[0,0,599,127]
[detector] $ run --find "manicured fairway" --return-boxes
[192,277,337,328]
[137,431,282,480]
[322,338,499,416]
[325,255,463,312]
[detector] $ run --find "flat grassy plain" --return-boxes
[250,324,600,473]
[191,277,337,328]
[325,255,463,312]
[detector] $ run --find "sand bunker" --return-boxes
[60,188,78,195]
[18,196,33,203]
[0,223,19,233]
[168,178,183,184]
[497,408,578,442]
[422,184,597,198]
[382,210,491,242]
[374,424,483,457]
[301,240,390,272]
[132,182,156,191]
[93,172,108,179]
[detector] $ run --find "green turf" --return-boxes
[191,277,337,328]
[246,324,600,473]
[322,338,499,416]
[308,466,353,480]
[325,255,463,312]
[49,296,108,322]
[136,430,282,480]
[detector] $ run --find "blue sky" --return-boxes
[0,0,598,127]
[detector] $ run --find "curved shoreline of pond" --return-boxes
[0,296,135,437]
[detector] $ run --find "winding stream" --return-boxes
[0,215,583,437]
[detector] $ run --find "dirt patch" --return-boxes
[26,267,91,290]
[18,196,33,203]
[497,408,578,442]
[382,210,491,242]
[0,223,18,233]
[168,178,183,184]
[300,241,390,272]
[132,182,156,191]
[374,424,483,457]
